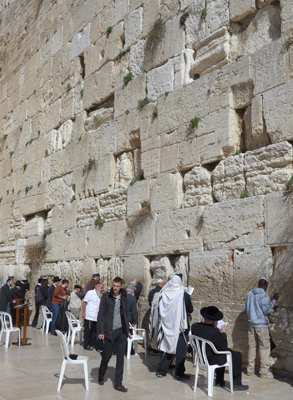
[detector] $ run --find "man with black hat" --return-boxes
[0,278,15,312]
[85,272,100,292]
[10,280,25,325]
[191,306,249,391]
[32,277,42,327]
[46,276,61,310]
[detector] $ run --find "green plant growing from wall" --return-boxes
[286,175,293,191]
[43,228,52,239]
[80,89,83,98]
[18,190,21,196]
[130,174,144,186]
[12,189,14,194]
[38,181,42,187]
[233,148,246,156]
[165,91,169,96]
[33,89,36,94]
[70,195,76,203]
[9,151,14,157]
[123,72,133,85]
[0,197,2,203]
[45,149,49,156]
[20,124,23,132]
[201,8,207,20]
[6,190,9,195]
[240,190,250,198]
[23,163,28,171]
[94,215,105,227]
[235,55,244,61]
[153,108,158,118]
[106,26,113,37]
[138,97,149,108]
[189,117,200,129]
[25,240,47,263]
[25,186,30,194]
[76,217,80,222]
[119,51,125,59]
[66,83,72,93]
[284,39,293,50]
[3,134,8,140]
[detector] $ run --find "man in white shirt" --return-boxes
[82,282,104,350]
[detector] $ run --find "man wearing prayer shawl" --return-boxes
[156,274,193,380]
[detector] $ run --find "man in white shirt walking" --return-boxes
[82,282,104,350]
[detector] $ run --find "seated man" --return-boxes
[191,306,248,391]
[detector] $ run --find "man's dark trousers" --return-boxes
[99,328,127,386]
[84,319,97,348]
[157,332,188,376]
[215,349,242,385]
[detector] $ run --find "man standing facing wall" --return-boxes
[245,278,279,379]
[82,282,103,350]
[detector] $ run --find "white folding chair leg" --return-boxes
[57,360,66,391]
[18,330,21,347]
[46,320,50,334]
[207,367,214,397]
[127,338,132,359]
[194,363,199,393]
[5,331,10,348]
[83,360,89,391]
[79,329,82,345]
[134,339,138,355]
[228,356,234,393]
[71,331,76,347]
[144,334,147,358]
[42,320,45,333]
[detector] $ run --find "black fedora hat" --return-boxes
[53,276,61,282]
[200,306,223,321]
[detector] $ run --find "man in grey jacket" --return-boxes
[245,278,279,379]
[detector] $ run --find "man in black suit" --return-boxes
[0,278,15,312]
[46,276,61,310]
[191,306,248,391]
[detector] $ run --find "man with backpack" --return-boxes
[36,278,49,329]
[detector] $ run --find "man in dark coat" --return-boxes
[85,272,100,292]
[21,278,30,297]
[148,279,165,307]
[97,277,130,392]
[191,306,249,391]
[126,285,138,326]
[46,276,61,310]
[10,281,25,325]
[31,277,42,327]
[0,278,15,312]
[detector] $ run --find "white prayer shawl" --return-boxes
[157,275,187,354]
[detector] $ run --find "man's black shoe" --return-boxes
[51,331,57,336]
[216,380,225,387]
[98,375,104,385]
[85,345,94,350]
[175,374,190,380]
[234,384,249,391]
[115,385,128,392]
[156,372,166,378]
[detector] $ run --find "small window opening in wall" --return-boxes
[185,230,191,238]
[203,161,220,172]
[72,184,76,193]
[79,54,85,79]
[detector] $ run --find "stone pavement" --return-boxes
[0,327,292,400]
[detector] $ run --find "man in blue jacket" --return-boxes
[245,278,279,379]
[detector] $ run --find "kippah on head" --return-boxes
[258,278,268,287]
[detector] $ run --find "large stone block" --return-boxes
[150,172,183,213]
[280,0,293,35]
[189,250,234,302]
[141,148,160,178]
[147,60,174,101]
[182,166,213,207]
[84,155,115,194]
[99,188,127,222]
[206,0,229,34]
[124,7,143,49]
[87,222,115,257]
[230,0,256,22]
[156,207,204,254]
[64,227,87,260]
[123,255,150,295]
[270,245,293,308]
[234,247,274,302]
[266,192,293,245]
[47,177,75,208]
[127,179,151,218]
[184,0,206,48]
[114,74,146,118]
[203,196,265,249]
[263,83,293,143]
[129,39,145,78]
[71,23,91,60]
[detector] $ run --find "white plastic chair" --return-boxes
[189,335,233,397]
[41,305,52,334]
[65,311,82,347]
[0,312,20,348]
[127,324,147,359]
[56,330,89,391]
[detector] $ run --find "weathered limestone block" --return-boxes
[48,120,73,153]
[22,216,45,238]
[234,247,274,302]
[249,95,271,150]
[114,0,129,24]
[230,5,281,58]
[81,258,96,287]
[124,7,143,49]
[150,172,183,213]
[63,202,78,230]
[266,192,293,245]
[50,148,71,180]
[254,39,288,95]
[147,60,174,101]
[184,0,206,48]
[71,23,91,60]
[84,155,115,194]
[190,27,230,76]
[245,142,293,196]
[84,108,114,132]
[142,0,160,37]
[64,227,87,260]
[114,74,146,118]
[263,83,293,143]
[173,49,194,89]
[212,154,245,202]
[87,222,115,258]
[47,99,61,131]
[230,0,257,22]
[280,0,293,35]
[156,207,204,254]
[141,148,160,178]
[150,256,174,282]
[45,231,66,262]
[107,22,124,60]
[203,196,265,249]
[114,152,135,188]
[77,197,99,227]
[182,166,213,207]
[47,177,75,208]
[270,245,293,308]
[96,257,124,288]
[116,112,140,154]
[123,255,150,295]
[173,255,189,286]
[206,0,229,34]
[99,188,127,222]
[189,250,234,302]
[127,179,151,218]
[129,40,145,77]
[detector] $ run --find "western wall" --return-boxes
[0,0,293,375]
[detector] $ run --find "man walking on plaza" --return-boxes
[97,277,130,392]
[82,282,103,350]
[245,278,279,378]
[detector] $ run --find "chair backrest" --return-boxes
[56,330,70,360]
[189,335,219,367]
[41,305,51,319]
[0,312,13,331]
[65,311,78,329]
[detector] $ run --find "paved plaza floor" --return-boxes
[0,327,292,400]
